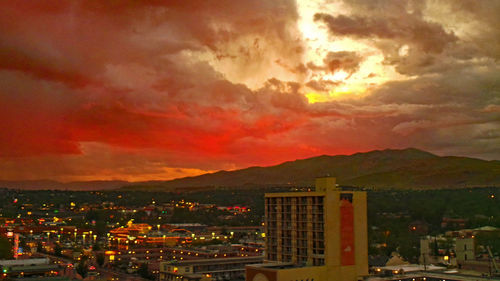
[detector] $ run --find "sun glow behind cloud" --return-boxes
[297,0,409,103]
[167,0,411,104]
[306,84,368,104]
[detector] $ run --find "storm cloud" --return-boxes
[0,0,498,181]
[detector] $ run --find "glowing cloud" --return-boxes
[0,0,498,181]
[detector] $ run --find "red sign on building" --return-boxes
[340,198,355,265]
[13,233,19,259]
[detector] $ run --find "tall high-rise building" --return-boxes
[246,177,368,281]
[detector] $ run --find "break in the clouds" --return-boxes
[0,0,498,181]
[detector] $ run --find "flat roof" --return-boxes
[162,256,264,266]
[265,192,325,198]
[0,258,49,266]
[8,264,59,273]
[367,271,498,281]
[265,190,361,198]
[12,277,70,281]
[376,264,446,272]
[246,262,322,270]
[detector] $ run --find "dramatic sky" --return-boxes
[1,0,499,182]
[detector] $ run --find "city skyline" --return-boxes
[1,1,499,182]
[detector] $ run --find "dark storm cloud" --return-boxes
[0,0,498,181]
[314,13,457,53]
[305,51,363,75]
[307,0,500,160]
[306,80,340,92]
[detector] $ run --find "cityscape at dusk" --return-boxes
[0,1,499,281]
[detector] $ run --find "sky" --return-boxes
[0,0,499,182]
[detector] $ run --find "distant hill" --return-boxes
[0,180,130,190]
[127,148,500,190]
[1,148,499,190]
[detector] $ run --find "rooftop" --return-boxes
[246,262,317,270]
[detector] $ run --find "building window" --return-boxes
[340,193,353,202]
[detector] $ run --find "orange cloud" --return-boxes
[0,0,498,182]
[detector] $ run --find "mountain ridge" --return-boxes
[1,148,499,190]
[128,148,500,189]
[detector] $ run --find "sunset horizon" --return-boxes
[0,147,497,184]
[0,147,435,182]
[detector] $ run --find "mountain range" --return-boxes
[1,148,499,190]
[0,180,130,190]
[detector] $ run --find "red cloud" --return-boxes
[0,1,498,181]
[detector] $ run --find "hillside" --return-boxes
[2,148,499,190]
[0,180,130,190]
[128,148,500,190]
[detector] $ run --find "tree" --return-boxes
[75,255,89,279]
[96,253,105,267]
[19,239,30,253]
[398,240,420,263]
[54,244,62,257]
[36,241,44,253]
[476,231,500,255]
[0,236,13,259]
[137,263,153,280]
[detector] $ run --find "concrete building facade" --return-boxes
[160,256,264,281]
[246,177,368,281]
[455,237,475,263]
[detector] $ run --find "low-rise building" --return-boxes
[0,258,60,279]
[455,237,475,263]
[160,256,264,281]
